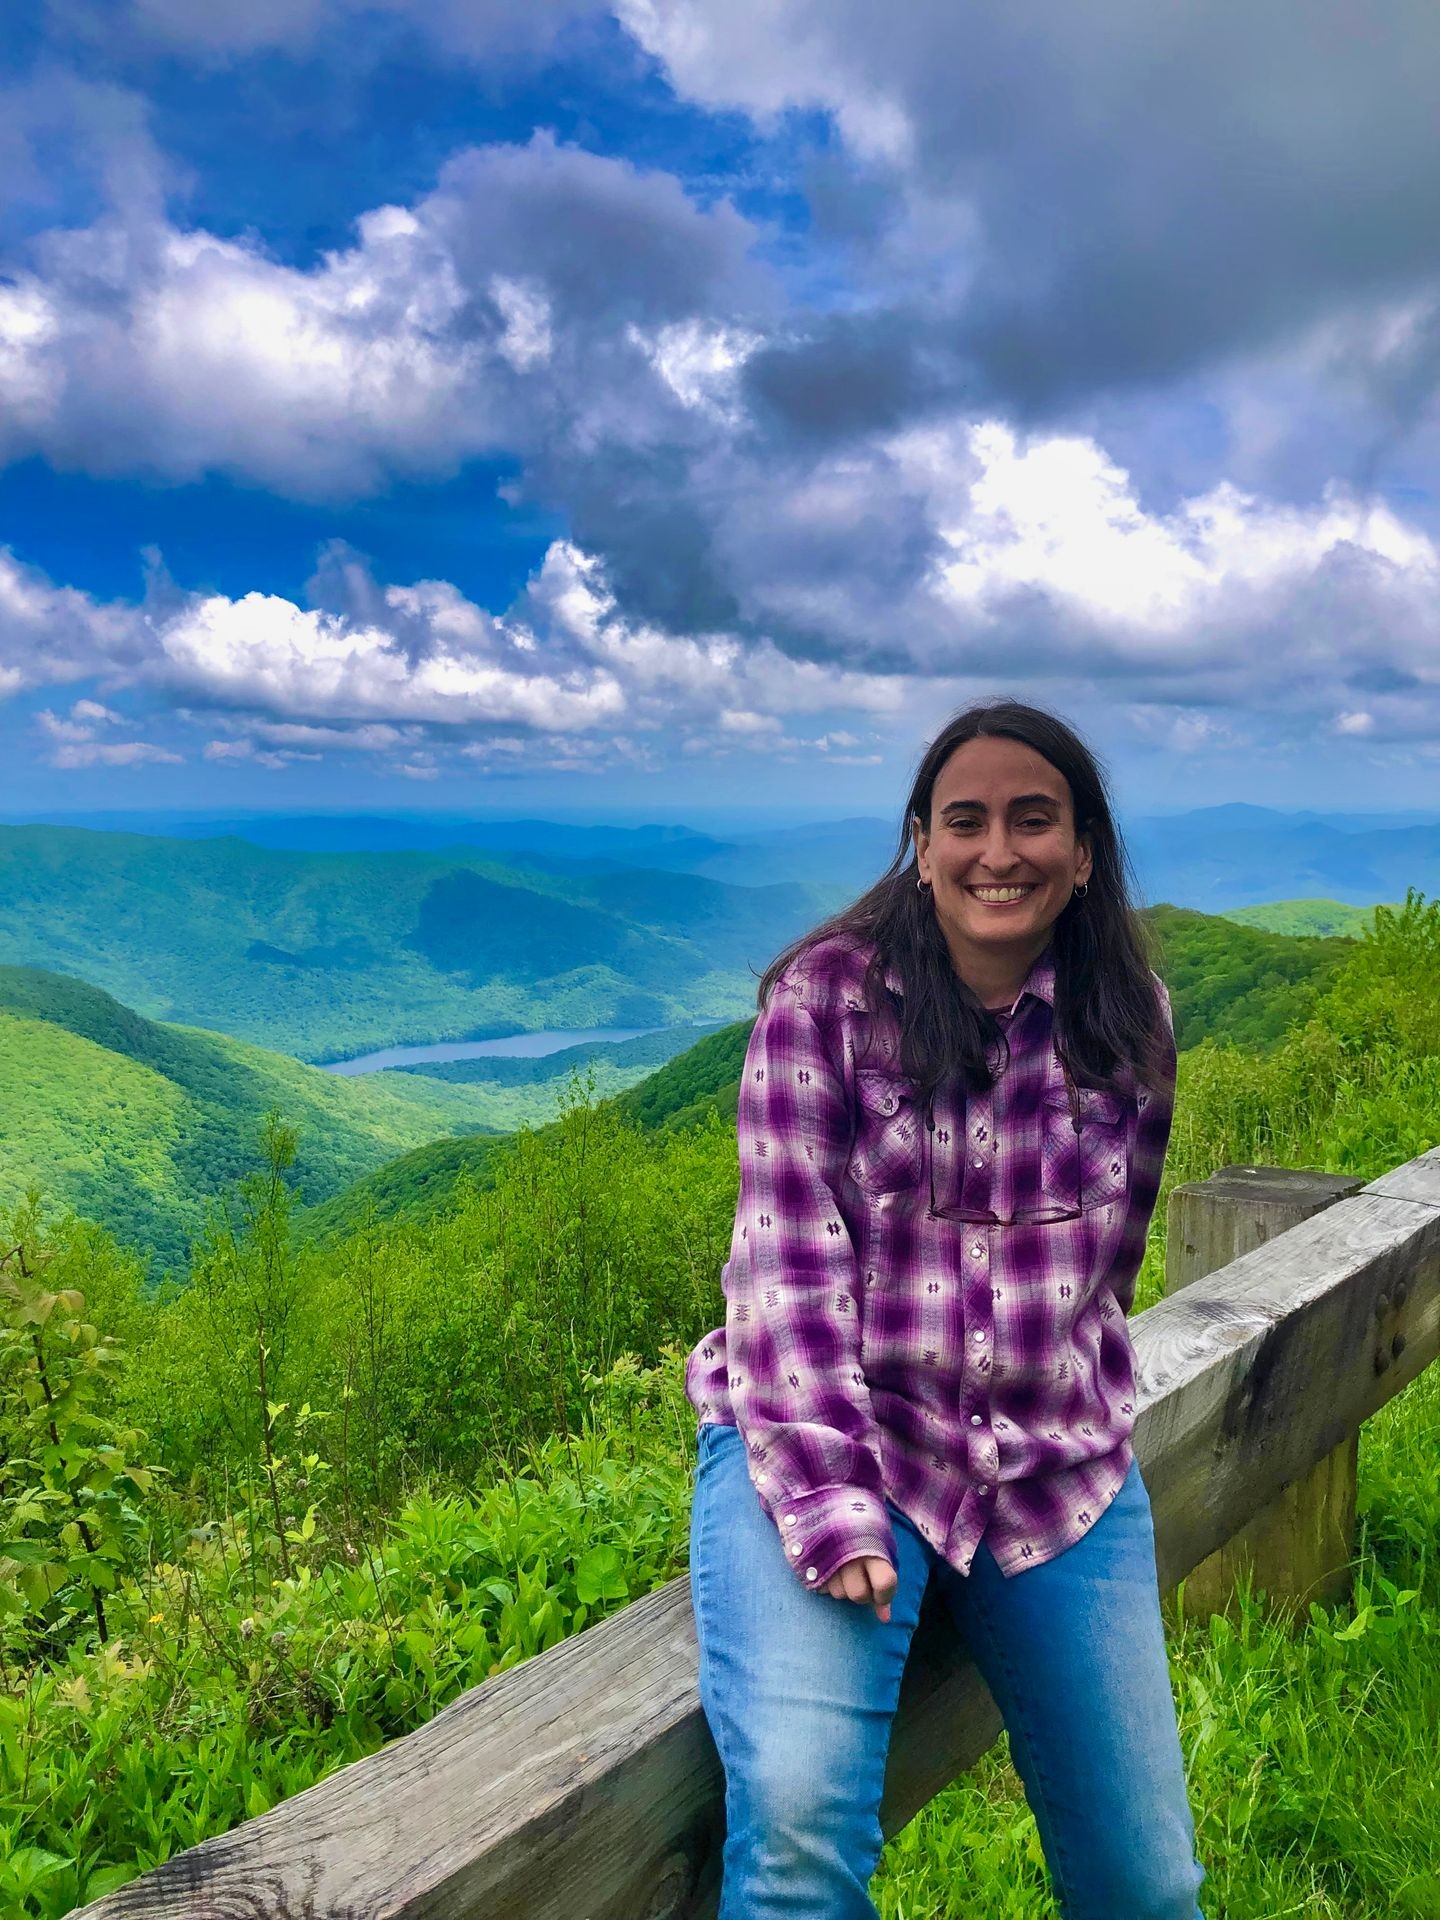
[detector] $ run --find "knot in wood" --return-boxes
[642,1848,698,1919]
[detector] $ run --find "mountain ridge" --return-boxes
[0,824,823,1061]
[0,966,502,1272]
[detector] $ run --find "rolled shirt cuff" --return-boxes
[763,1483,897,1591]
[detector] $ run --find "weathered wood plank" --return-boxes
[1363,1145,1440,1207]
[1164,1167,1363,1615]
[1166,1165,1361,1297]
[74,1171,1440,1920]
[1135,1189,1440,1594]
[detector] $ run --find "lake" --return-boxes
[321,1026,665,1076]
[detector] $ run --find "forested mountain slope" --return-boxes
[0,900,1353,1263]
[303,1019,755,1238]
[312,908,1353,1237]
[0,825,824,1060]
[1143,905,1350,1047]
[1222,898,1386,939]
[0,968,499,1271]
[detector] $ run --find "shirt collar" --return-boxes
[880,946,1056,1011]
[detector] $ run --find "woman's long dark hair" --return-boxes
[759,701,1167,1099]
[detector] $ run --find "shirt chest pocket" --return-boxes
[851,1069,923,1194]
[1038,1086,1130,1212]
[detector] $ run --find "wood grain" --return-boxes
[1166,1166,1361,1297]
[1164,1167,1362,1616]
[75,1162,1440,1920]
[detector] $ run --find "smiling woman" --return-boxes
[685,699,1202,1920]
[913,733,1094,1010]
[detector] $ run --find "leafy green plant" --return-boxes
[0,1195,161,1665]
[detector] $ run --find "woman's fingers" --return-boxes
[866,1556,898,1612]
[862,1555,896,1622]
[819,1554,897,1622]
[839,1561,872,1604]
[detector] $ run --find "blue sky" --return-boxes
[3,0,1440,817]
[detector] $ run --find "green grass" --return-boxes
[5,1345,1434,1920]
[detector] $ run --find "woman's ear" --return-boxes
[1075,833,1094,889]
[912,813,931,884]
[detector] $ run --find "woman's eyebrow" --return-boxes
[939,792,1062,817]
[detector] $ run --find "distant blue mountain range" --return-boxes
[17,804,1438,912]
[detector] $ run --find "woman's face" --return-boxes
[912,735,1094,981]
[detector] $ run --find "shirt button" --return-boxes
[972,1157,984,1169]
[805,1567,818,1581]
[972,1330,986,1343]
[784,1514,798,1527]
[969,1243,985,1259]
[970,1414,983,1426]
[977,1483,990,1495]
[789,1542,802,1556]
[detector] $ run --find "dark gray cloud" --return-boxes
[632,0,1440,424]
[434,133,762,329]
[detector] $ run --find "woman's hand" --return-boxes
[822,1555,898,1622]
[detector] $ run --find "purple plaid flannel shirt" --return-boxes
[686,935,1176,1591]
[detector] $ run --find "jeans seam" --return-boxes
[965,1565,1082,1914]
[691,1438,754,1920]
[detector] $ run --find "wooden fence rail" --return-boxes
[78,1149,1440,1920]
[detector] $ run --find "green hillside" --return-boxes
[613,1019,752,1133]
[0,968,500,1271]
[0,825,823,1060]
[310,905,1350,1236]
[1222,897,1390,939]
[0,903,1356,1263]
[6,896,1438,1920]
[1146,904,1353,1048]
[304,1019,755,1238]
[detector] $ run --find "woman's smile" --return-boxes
[966,883,1039,905]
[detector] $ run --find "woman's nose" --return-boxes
[976,827,1020,871]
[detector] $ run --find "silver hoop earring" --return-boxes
[1073,882,1089,899]
[917,875,931,893]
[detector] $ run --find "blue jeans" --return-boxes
[691,1423,1205,1919]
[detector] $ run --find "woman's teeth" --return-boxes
[969,885,1035,903]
